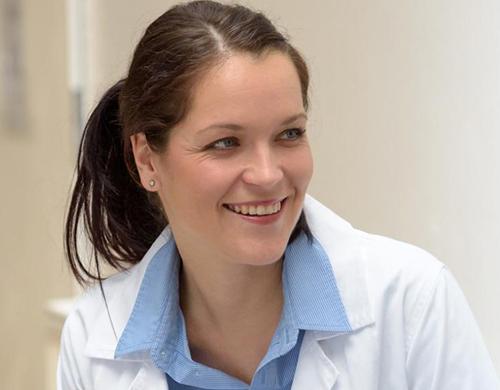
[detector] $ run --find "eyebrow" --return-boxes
[196,112,308,134]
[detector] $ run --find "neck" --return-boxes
[178,252,284,337]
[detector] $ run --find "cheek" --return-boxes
[162,156,239,211]
[289,146,314,188]
[192,162,242,204]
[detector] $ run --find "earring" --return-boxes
[148,179,156,188]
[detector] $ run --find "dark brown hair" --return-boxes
[65,0,312,287]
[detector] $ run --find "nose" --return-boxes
[241,146,284,188]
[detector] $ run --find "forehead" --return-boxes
[182,52,304,128]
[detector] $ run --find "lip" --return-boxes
[224,197,288,225]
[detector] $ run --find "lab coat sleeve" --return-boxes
[56,309,86,390]
[406,266,500,389]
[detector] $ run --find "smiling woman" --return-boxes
[58,1,499,389]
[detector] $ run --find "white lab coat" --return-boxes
[57,194,500,389]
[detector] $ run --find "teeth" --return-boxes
[226,200,283,216]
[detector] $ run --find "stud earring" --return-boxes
[148,179,156,188]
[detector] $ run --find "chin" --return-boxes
[231,238,288,267]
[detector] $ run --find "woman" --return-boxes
[58,1,499,389]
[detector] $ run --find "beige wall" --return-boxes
[86,0,500,372]
[0,0,74,389]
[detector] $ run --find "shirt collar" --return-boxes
[114,229,351,360]
[283,232,351,332]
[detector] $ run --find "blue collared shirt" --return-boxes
[115,231,351,389]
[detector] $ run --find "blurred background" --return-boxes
[1,0,499,388]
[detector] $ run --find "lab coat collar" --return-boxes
[303,194,374,333]
[84,194,374,365]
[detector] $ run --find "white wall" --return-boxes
[85,0,500,372]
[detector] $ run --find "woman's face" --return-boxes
[154,51,313,266]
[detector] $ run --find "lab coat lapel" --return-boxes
[292,331,339,390]
[289,195,375,390]
[126,362,168,390]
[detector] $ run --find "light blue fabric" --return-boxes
[115,231,351,389]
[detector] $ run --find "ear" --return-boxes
[130,132,160,192]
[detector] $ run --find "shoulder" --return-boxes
[59,265,141,360]
[304,193,444,292]
[59,227,172,361]
[302,201,499,387]
[303,194,446,332]
[357,229,444,295]
[70,262,142,318]
[356,229,447,346]
[57,243,164,389]
[57,271,149,389]
[66,254,144,323]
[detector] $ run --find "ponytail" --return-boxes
[64,79,166,286]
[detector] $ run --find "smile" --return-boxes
[223,198,287,216]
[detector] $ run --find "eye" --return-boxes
[209,137,239,150]
[279,128,306,141]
